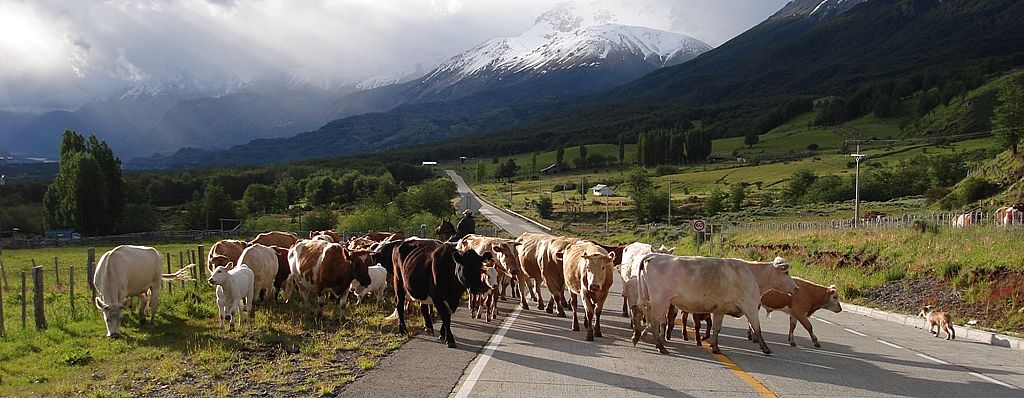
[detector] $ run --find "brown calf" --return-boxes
[754,277,842,347]
[918,305,955,340]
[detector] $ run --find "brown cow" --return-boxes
[539,236,578,316]
[269,245,291,301]
[563,241,615,340]
[284,239,372,321]
[249,231,299,249]
[753,277,842,348]
[513,233,551,311]
[665,309,712,346]
[207,239,247,273]
[392,239,491,348]
[309,230,341,243]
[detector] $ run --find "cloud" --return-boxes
[0,0,788,111]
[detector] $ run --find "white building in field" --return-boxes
[591,184,615,197]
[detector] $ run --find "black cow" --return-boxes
[392,239,491,348]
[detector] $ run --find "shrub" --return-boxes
[704,187,727,216]
[807,143,820,151]
[305,208,337,231]
[336,206,398,232]
[655,165,679,176]
[536,196,554,218]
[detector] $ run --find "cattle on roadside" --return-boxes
[514,233,551,311]
[249,231,299,249]
[237,243,280,303]
[636,255,798,355]
[470,265,501,321]
[285,239,373,322]
[208,265,255,331]
[619,242,673,341]
[93,245,194,338]
[391,239,491,348]
[538,235,578,316]
[563,241,615,340]
[207,239,247,273]
[755,277,842,348]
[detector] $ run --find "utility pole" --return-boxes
[605,194,609,231]
[667,182,672,225]
[851,143,866,225]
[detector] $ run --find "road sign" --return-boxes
[692,220,706,232]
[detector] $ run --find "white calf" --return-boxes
[350,264,388,305]
[208,265,255,331]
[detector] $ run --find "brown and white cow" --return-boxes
[636,255,798,355]
[457,234,520,300]
[309,230,341,243]
[249,231,299,249]
[470,265,501,321]
[755,277,842,348]
[391,239,491,348]
[207,239,247,273]
[564,241,615,340]
[284,239,373,321]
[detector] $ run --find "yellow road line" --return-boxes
[702,345,779,398]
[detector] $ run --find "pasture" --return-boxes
[0,242,417,397]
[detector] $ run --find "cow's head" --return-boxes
[918,305,933,318]
[490,241,522,276]
[454,249,492,295]
[481,266,500,290]
[208,264,233,286]
[823,285,842,313]
[208,255,232,272]
[371,240,401,273]
[580,251,615,293]
[767,257,799,295]
[345,248,374,288]
[95,295,129,338]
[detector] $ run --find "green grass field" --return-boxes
[0,243,416,397]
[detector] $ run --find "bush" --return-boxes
[912,220,939,234]
[336,206,398,232]
[304,208,337,231]
[121,203,158,233]
[655,165,679,176]
[959,177,999,203]
[536,196,554,218]
[704,187,727,216]
[807,143,820,151]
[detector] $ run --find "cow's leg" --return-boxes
[138,292,150,325]
[665,305,677,341]
[693,314,703,347]
[787,315,799,347]
[629,304,644,345]
[516,277,531,310]
[396,287,409,335]
[621,298,629,317]
[593,295,606,338]
[418,303,435,336]
[709,312,726,354]
[745,310,771,355]
[433,297,457,348]
[701,316,712,341]
[534,279,546,310]
[647,300,670,354]
[582,294,596,341]
[555,294,567,318]
[570,292,580,332]
[795,314,819,347]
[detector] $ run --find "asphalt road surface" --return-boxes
[344,171,1024,398]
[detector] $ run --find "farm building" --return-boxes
[591,184,615,197]
[540,163,561,175]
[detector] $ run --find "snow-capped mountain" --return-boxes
[769,0,869,22]
[399,6,710,103]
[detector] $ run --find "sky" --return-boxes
[0,0,789,112]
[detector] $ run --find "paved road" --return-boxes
[443,170,1023,398]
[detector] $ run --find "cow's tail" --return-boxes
[635,254,654,346]
[282,274,296,304]
[162,264,195,281]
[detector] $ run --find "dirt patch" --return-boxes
[861,278,963,314]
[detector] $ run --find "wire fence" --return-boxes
[728,210,1024,233]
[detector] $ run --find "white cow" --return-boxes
[619,242,673,342]
[208,265,255,331]
[93,245,194,338]
[237,243,280,303]
[350,264,388,306]
[636,255,799,355]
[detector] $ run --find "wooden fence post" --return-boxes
[87,248,96,300]
[69,266,76,317]
[165,253,173,295]
[33,266,46,330]
[178,251,185,289]
[53,257,59,287]
[0,260,7,291]
[0,272,5,337]
[20,271,26,329]
[198,245,206,279]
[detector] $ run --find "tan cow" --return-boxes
[250,231,299,248]
[755,277,842,347]
[619,242,673,341]
[457,234,520,299]
[208,239,247,273]
[514,233,553,311]
[564,241,615,340]
[93,245,194,337]
[236,244,280,303]
[636,254,799,355]
[538,235,578,317]
[285,239,373,321]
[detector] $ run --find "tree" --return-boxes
[784,169,818,204]
[535,196,553,218]
[556,146,565,165]
[730,183,747,211]
[43,130,125,235]
[185,182,237,230]
[704,187,726,216]
[476,162,487,182]
[618,134,626,163]
[494,158,520,180]
[242,184,277,215]
[304,175,335,207]
[531,152,538,177]
[993,75,1024,155]
[579,142,588,161]
[744,131,759,148]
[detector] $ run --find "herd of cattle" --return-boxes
[91,229,845,355]
[952,203,1024,227]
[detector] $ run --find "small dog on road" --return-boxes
[918,305,956,340]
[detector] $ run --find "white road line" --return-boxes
[453,306,522,398]
[916,353,950,365]
[843,328,868,337]
[811,316,834,325]
[875,339,904,349]
[969,372,1020,390]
